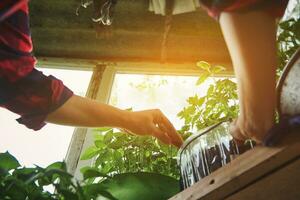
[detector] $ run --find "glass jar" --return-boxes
[177,121,255,189]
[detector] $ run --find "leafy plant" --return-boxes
[0,151,115,200]
[0,151,179,200]
[79,11,300,194]
[177,61,239,133]
[277,5,300,74]
[80,62,238,183]
[80,128,179,180]
[96,172,179,200]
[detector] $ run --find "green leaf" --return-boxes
[104,130,114,143]
[46,161,66,171]
[113,132,126,137]
[12,167,37,181]
[94,133,105,141]
[198,97,205,106]
[45,168,73,179]
[2,179,28,200]
[108,140,125,149]
[211,65,226,74]
[187,95,199,105]
[196,61,211,71]
[80,146,100,160]
[101,164,113,174]
[207,85,214,96]
[196,72,209,85]
[0,151,20,171]
[279,19,293,29]
[83,168,110,180]
[94,127,113,132]
[56,188,79,200]
[83,183,117,200]
[95,140,106,148]
[99,172,180,200]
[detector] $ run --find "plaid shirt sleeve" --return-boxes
[0,1,73,130]
[199,0,289,20]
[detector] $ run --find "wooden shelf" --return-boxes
[170,131,300,200]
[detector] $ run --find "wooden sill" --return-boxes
[169,131,300,200]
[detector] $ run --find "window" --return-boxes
[109,74,217,129]
[0,68,92,167]
[67,64,235,179]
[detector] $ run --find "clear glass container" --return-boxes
[177,121,255,189]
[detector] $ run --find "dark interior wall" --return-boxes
[29,0,231,66]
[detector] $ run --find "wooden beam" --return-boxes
[226,158,300,200]
[169,131,300,200]
[32,27,230,64]
[37,56,234,76]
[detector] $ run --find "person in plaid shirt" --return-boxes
[0,0,290,147]
[0,0,183,148]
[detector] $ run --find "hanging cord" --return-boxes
[161,0,175,63]
[76,0,117,26]
[92,0,117,25]
[76,0,93,16]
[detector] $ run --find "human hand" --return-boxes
[229,118,271,144]
[229,119,248,145]
[124,109,183,148]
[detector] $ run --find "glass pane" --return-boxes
[0,68,92,167]
[109,74,218,130]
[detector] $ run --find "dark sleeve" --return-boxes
[0,69,74,130]
[0,1,74,130]
[198,0,289,20]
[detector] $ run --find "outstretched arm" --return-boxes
[219,10,278,143]
[46,95,183,148]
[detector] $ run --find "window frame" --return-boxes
[38,57,234,179]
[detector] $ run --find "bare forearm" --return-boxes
[220,11,277,141]
[46,95,183,147]
[46,95,130,128]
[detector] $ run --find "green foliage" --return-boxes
[0,152,178,200]
[79,13,300,193]
[5,5,299,200]
[178,62,239,133]
[277,15,300,74]
[0,152,115,200]
[0,151,20,171]
[129,77,168,92]
[81,62,238,182]
[80,128,179,180]
[97,172,179,200]
[80,62,238,184]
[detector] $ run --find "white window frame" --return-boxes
[38,57,233,180]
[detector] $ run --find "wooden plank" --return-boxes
[226,158,300,200]
[169,131,300,200]
[37,56,234,76]
[32,27,229,64]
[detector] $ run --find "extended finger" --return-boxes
[155,112,183,148]
[158,122,182,148]
[151,124,171,145]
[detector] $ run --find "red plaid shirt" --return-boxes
[0,0,73,130]
[199,0,289,20]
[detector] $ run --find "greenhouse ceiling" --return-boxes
[29,0,231,66]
